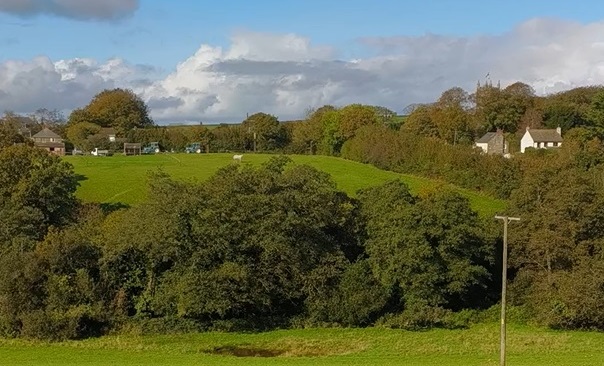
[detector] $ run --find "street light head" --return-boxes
[495,215,521,222]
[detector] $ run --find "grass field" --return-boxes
[64,153,505,216]
[1,323,602,366]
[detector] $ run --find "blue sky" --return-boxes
[2,0,604,122]
[3,0,604,69]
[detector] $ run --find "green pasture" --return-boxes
[63,153,506,216]
[1,323,602,366]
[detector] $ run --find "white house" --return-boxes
[520,126,563,153]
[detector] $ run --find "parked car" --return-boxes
[142,142,161,154]
[91,147,110,156]
[72,148,84,155]
[185,142,202,153]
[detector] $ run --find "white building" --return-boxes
[520,126,563,153]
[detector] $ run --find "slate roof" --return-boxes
[476,132,497,143]
[527,129,563,142]
[32,128,61,139]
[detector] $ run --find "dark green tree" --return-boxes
[100,157,360,324]
[0,145,79,230]
[240,112,288,151]
[359,181,492,310]
[0,112,30,148]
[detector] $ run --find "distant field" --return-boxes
[63,153,506,216]
[0,323,602,366]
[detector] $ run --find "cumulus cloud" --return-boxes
[0,56,159,112]
[0,0,139,20]
[2,19,604,123]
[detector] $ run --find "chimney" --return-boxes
[526,126,530,131]
[556,126,562,135]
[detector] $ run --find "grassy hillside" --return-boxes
[64,153,506,216]
[1,323,602,366]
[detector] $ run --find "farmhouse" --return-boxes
[475,129,508,155]
[31,128,65,156]
[520,126,563,153]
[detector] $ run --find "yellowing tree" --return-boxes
[72,88,153,135]
[338,104,379,140]
[65,122,102,150]
[432,87,473,144]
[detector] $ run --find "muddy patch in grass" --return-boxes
[204,345,284,357]
[203,339,368,358]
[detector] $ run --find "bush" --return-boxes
[20,306,106,341]
[527,263,604,330]
[472,304,532,325]
[376,305,454,330]
[303,260,390,327]
[118,317,206,335]
[375,304,529,330]
[0,297,19,338]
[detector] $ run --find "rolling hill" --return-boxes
[63,153,506,217]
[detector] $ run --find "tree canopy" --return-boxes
[240,112,287,151]
[0,145,78,230]
[69,88,153,135]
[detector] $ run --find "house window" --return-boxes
[553,142,558,147]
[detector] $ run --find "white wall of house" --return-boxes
[520,132,534,153]
[476,142,488,153]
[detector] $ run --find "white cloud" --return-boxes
[3,19,604,123]
[0,0,139,20]
[0,56,159,113]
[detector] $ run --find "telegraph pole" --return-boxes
[494,215,520,366]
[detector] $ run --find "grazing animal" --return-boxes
[233,154,243,162]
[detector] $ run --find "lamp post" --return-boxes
[494,215,520,366]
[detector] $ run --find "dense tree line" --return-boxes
[5,83,604,339]
[4,143,604,340]
[0,149,500,339]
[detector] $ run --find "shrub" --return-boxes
[20,306,106,341]
[117,317,206,335]
[376,305,454,330]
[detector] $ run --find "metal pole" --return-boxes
[494,215,520,366]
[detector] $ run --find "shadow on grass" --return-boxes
[75,173,88,182]
[100,202,130,215]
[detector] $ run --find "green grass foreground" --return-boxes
[64,153,506,216]
[0,323,602,366]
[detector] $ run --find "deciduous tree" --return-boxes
[240,112,287,151]
[74,88,153,134]
[359,182,492,310]
[0,145,78,230]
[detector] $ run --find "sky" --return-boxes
[2,0,604,123]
